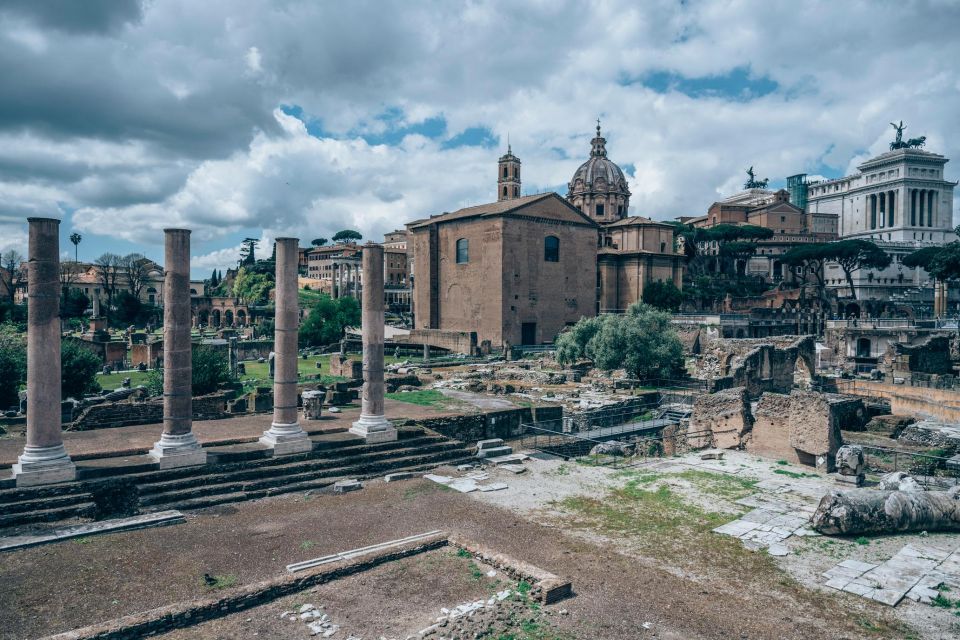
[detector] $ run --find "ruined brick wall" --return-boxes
[68,393,229,430]
[130,341,163,369]
[328,354,363,379]
[698,335,815,398]
[236,340,274,361]
[747,390,846,470]
[688,386,752,449]
[881,334,953,377]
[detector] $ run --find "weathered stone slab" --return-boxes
[0,510,184,551]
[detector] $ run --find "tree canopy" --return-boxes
[61,340,102,399]
[311,238,328,247]
[332,229,363,242]
[555,303,685,381]
[0,324,25,409]
[232,267,272,305]
[299,294,361,347]
[642,280,683,312]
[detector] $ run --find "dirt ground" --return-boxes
[1,452,930,640]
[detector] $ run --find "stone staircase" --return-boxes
[658,404,692,423]
[0,426,472,531]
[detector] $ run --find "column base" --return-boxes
[350,415,398,443]
[148,433,208,469]
[12,444,77,487]
[259,422,313,455]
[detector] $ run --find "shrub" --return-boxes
[145,344,233,397]
[0,324,26,409]
[61,340,102,399]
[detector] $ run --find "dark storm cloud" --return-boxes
[0,0,144,34]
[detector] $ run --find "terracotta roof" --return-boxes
[407,192,598,229]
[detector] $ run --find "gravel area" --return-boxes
[0,459,926,640]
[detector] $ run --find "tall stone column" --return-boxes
[260,238,312,454]
[149,229,206,468]
[350,243,397,443]
[332,262,339,299]
[13,218,76,486]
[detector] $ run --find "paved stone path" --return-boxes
[823,542,960,606]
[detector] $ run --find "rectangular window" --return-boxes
[596,204,605,217]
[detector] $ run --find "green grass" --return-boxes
[201,574,237,590]
[855,536,870,546]
[384,389,447,407]
[95,370,154,390]
[773,468,818,479]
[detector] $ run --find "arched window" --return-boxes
[544,236,559,262]
[456,238,469,264]
[513,186,519,197]
[502,186,508,197]
[502,166,508,178]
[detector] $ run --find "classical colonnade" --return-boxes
[331,259,361,300]
[11,218,393,487]
[866,188,940,230]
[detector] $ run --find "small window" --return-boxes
[544,236,559,262]
[513,186,519,197]
[456,238,469,264]
[502,166,508,178]
[596,203,605,217]
[502,186,507,197]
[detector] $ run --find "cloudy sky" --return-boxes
[1,0,959,275]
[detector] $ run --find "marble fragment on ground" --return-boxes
[822,542,960,606]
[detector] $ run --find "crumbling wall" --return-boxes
[397,329,478,355]
[329,354,363,379]
[68,393,229,430]
[695,335,815,398]
[748,391,848,471]
[688,386,752,449]
[881,333,954,377]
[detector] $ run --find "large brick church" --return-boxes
[407,124,683,349]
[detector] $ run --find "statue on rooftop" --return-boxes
[744,166,769,189]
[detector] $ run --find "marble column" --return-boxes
[13,218,76,486]
[332,262,339,299]
[149,229,206,468]
[350,243,397,443]
[260,238,311,454]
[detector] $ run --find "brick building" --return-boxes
[407,192,599,348]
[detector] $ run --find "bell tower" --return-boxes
[497,141,521,201]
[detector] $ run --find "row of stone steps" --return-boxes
[0,427,472,531]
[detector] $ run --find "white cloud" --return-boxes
[1,0,959,261]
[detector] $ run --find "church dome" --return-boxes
[567,122,631,224]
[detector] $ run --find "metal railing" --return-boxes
[860,444,960,488]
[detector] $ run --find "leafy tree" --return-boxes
[642,280,683,312]
[555,303,684,381]
[782,243,832,304]
[299,294,361,347]
[239,237,259,266]
[901,245,942,271]
[61,340,101,399]
[61,288,90,319]
[145,345,234,397]
[1,250,23,304]
[69,232,82,262]
[114,290,143,325]
[232,267,272,304]
[824,239,891,300]
[0,324,26,409]
[927,243,960,282]
[93,252,124,310]
[332,229,363,243]
[311,238,328,247]
[122,253,151,300]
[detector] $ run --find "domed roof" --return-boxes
[568,122,630,195]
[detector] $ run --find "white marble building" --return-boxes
[805,146,958,305]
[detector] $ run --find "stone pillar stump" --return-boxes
[260,238,312,455]
[13,218,76,486]
[350,243,396,443]
[149,229,207,468]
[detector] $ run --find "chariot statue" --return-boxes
[744,166,769,189]
[889,121,926,150]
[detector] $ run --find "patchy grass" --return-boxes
[385,389,448,407]
[552,470,915,639]
[855,536,870,546]
[773,468,818,479]
[201,574,237,590]
[299,540,315,551]
[402,481,450,501]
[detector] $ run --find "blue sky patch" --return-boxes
[624,65,779,101]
